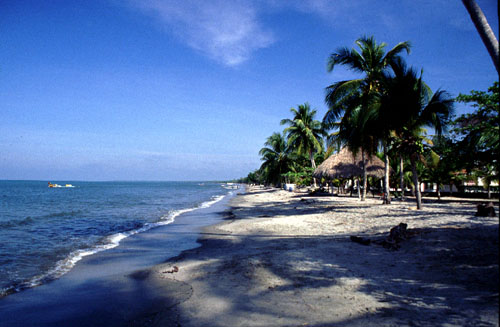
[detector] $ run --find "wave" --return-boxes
[41,210,84,219]
[0,210,84,229]
[0,216,35,228]
[0,193,227,297]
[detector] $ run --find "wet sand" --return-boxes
[147,186,498,326]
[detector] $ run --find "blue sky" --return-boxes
[1,0,498,181]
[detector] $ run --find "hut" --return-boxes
[313,147,385,194]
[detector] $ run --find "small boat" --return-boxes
[48,182,74,188]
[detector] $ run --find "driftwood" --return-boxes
[350,222,412,250]
[476,202,496,217]
[379,223,409,250]
[162,266,179,274]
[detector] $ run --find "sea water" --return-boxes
[0,180,232,297]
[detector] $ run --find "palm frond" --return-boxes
[421,89,455,135]
[327,47,365,73]
[384,41,411,65]
[324,79,363,121]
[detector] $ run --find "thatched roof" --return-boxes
[313,147,386,179]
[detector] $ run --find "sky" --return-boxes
[0,0,498,181]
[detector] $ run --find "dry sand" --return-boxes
[139,186,499,327]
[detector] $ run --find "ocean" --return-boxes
[0,180,234,297]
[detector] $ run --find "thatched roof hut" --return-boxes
[313,147,386,179]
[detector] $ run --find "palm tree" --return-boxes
[387,137,411,200]
[379,60,454,209]
[280,103,326,186]
[325,93,378,201]
[324,36,411,203]
[259,132,291,186]
[461,0,499,73]
[390,126,436,201]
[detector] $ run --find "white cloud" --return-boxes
[129,0,274,66]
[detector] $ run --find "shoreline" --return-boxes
[0,181,233,299]
[0,187,230,298]
[145,186,498,326]
[0,189,237,327]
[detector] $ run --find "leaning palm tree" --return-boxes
[281,103,326,187]
[379,59,454,209]
[461,0,499,73]
[259,132,291,186]
[324,36,411,204]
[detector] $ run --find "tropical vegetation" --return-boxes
[280,103,326,186]
[323,36,411,202]
[239,36,499,209]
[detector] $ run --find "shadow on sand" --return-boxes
[150,196,498,326]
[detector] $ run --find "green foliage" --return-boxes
[379,60,454,207]
[246,45,496,199]
[281,103,326,168]
[380,59,455,141]
[258,132,292,186]
[240,170,264,184]
[257,120,324,186]
[323,36,412,201]
[452,82,499,180]
[282,167,314,186]
[420,135,457,192]
[324,36,411,130]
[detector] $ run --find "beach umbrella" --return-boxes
[313,147,385,179]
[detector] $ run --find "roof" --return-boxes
[313,147,386,179]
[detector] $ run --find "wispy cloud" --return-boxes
[129,0,274,66]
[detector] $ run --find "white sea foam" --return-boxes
[9,193,227,294]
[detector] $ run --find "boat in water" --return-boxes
[48,182,74,188]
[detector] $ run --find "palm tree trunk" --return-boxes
[357,178,361,200]
[437,184,441,200]
[310,151,317,188]
[462,0,500,73]
[399,154,405,200]
[410,156,422,209]
[383,146,391,204]
[361,150,367,201]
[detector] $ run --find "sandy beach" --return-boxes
[133,186,499,326]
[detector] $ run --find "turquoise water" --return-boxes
[0,181,232,296]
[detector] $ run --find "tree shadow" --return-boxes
[153,211,498,326]
[0,266,192,327]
